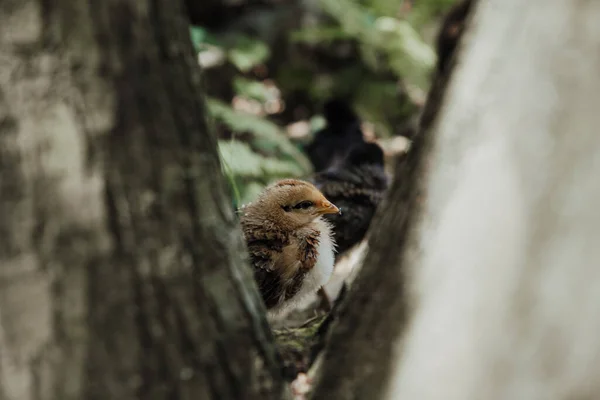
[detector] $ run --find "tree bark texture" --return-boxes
[308,0,600,400]
[309,1,477,398]
[318,0,600,399]
[386,0,600,398]
[0,0,284,399]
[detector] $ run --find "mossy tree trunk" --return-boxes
[0,0,285,399]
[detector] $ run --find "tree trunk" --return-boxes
[0,1,285,399]
[316,0,600,399]
[387,1,600,398]
[309,2,472,398]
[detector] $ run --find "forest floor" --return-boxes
[270,242,369,398]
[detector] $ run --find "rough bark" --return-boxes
[308,1,477,397]
[317,0,600,399]
[387,1,600,398]
[0,0,285,399]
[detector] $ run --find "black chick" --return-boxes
[311,142,389,258]
[435,0,474,75]
[305,98,366,172]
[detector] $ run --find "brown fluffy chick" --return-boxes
[239,179,341,314]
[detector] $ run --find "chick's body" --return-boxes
[239,179,340,313]
[312,143,389,257]
[305,98,366,172]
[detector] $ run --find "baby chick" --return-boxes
[304,98,366,172]
[311,142,389,258]
[239,179,341,314]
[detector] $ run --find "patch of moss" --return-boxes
[273,315,328,380]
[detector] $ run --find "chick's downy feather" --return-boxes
[239,179,340,313]
[311,142,390,257]
[304,98,366,172]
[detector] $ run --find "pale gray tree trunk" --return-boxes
[0,1,285,399]
[310,4,469,400]
[315,0,600,399]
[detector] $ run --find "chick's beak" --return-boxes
[316,200,341,215]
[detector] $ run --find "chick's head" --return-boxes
[255,179,341,230]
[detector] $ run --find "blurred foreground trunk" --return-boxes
[0,1,284,399]
[310,2,472,399]
[315,0,600,399]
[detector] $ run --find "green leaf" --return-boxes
[407,0,458,28]
[190,26,208,51]
[316,0,435,90]
[220,152,242,209]
[289,26,353,44]
[232,77,273,102]
[353,78,417,137]
[189,25,223,51]
[375,17,436,89]
[366,0,403,16]
[227,35,271,72]
[206,98,313,174]
[310,116,327,134]
[218,141,265,178]
[218,141,307,180]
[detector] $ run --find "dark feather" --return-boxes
[305,98,366,172]
[297,229,320,271]
[311,142,389,257]
[243,223,323,309]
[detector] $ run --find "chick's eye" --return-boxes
[294,201,313,210]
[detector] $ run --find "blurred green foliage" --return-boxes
[304,0,435,90]
[191,0,458,207]
[206,98,313,207]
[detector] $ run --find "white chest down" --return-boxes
[300,218,336,297]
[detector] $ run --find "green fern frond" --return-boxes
[206,98,313,174]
